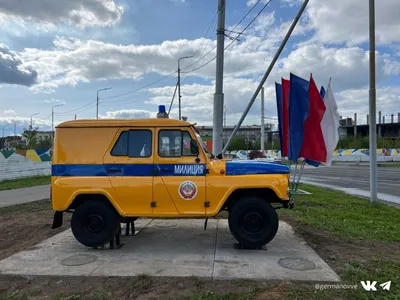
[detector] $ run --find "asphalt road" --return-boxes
[300,164,400,197]
[0,185,50,208]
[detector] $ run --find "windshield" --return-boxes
[192,126,214,159]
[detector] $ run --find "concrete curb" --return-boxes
[301,180,400,209]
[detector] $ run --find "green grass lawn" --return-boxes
[280,185,400,242]
[0,175,51,191]
[378,162,400,167]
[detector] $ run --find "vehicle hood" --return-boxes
[225,160,290,175]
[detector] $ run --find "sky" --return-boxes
[1,0,400,136]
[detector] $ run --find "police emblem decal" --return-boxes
[178,181,198,200]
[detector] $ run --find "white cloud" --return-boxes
[0,116,51,134]
[247,0,271,7]
[0,43,38,86]
[100,109,157,119]
[0,0,124,28]
[3,110,16,116]
[336,86,400,124]
[277,44,392,91]
[306,0,400,45]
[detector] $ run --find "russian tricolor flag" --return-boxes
[275,73,340,166]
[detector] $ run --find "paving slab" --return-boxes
[0,219,340,282]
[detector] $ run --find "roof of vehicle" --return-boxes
[56,118,192,128]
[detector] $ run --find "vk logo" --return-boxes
[361,281,377,291]
[361,280,391,291]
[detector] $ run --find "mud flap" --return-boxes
[52,211,63,229]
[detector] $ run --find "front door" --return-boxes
[102,128,154,216]
[154,127,206,215]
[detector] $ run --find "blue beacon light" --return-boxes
[157,105,169,118]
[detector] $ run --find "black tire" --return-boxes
[228,196,279,249]
[71,200,120,248]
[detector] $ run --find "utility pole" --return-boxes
[96,87,112,119]
[261,87,265,153]
[1,126,4,150]
[30,113,39,130]
[213,0,226,155]
[14,122,16,149]
[75,114,77,120]
[178,56,193,120]
[52,104,64,136]
[223,105,228,128]
[369,0,377,206]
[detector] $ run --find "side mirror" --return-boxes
[190,139,199,155]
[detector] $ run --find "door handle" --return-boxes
[108,168,121,174]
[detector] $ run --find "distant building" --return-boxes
[36,131,53,141]
[196,124,273,141]
[339,116,400,139]
[195,124,275,152]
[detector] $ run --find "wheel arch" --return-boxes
[68,193,123,217]
[219,187,281,213]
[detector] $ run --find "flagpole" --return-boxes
[369,0,377,206]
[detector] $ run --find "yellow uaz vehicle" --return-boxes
[51,106,292,249]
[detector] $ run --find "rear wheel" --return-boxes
[71,200,120,248]
[228,196,279,249]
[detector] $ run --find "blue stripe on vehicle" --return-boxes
[51,164,206,177]
[225,161,290,175]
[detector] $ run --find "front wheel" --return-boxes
[228,197,279,249]
[71,200,120,248]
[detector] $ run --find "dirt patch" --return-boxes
[280,214,400,274]
[0,199,71,261]
[0,275,285,300]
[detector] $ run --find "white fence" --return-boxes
[0,154,51,181]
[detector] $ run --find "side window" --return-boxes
[111,131,128,156]
[158,130,197,157]
[159,130,181,157]
[128,130,152,157]
[111,130,152,157]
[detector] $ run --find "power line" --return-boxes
[100,71,178,100]
[102,12,218,102]
[99,76,177,107]
[55,101,97,116]
[230,0,262,32]
[50,0,272,115]
[182,0,274,75]
[180,0,262,75]
[184,12,218,70]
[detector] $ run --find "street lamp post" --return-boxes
[52,104,64,135]
[178,56,193,120]
[1,124,11,150]
[369,0,377,206]
[30,113,39,130]
[96,87,112,119]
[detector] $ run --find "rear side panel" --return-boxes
[51,127,120,212]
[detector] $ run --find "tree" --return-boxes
[22,127,39,149]
[227,136,247,151]
[272,134,281,150]
[37,136,53,149]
